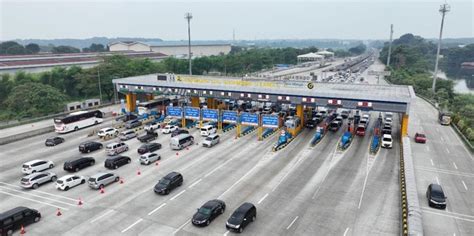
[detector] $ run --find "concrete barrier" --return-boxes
[0,126,54,145]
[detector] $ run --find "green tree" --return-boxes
[0,74,14,105]
[82,43,107,52]
[25,43,41,54]
[52,45,81,54]
[0,41,26,55]
[348,44,367,55]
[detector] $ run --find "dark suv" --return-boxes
[137,131,158,143]
[104,156,131,169]
[137,143,162,154]
[45,137,65,146]
[154,172,183,195]
[63,157,95,172]
[0,207,41,236]
[192,199,226,226]
[78,141,103,153]
[426,183,447,209]
[226,202,257,233]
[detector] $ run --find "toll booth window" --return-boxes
[89,103,93,107]
[94,102,99,106]
[76,105,81,109]
[70,106,75,110]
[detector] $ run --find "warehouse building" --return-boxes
[108,41,231,57]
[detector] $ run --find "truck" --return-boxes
[438,111,452,125]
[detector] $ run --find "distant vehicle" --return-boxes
[63,157,95,172]
[200,125,217,137]
[125,119,142,129]
[340,110,350,119]
[426,183,447,209]
[226,202,257,233]
[385,112,393,120]
[79,141,103,153]
[105,142,129,156]
[137,131,158,143]
[54,110,103,134]
[139,153,161,165]
[162,125,178,134]
[192,200,226,226]
[0,207,41,236]
[202,134,220,147]
[382,126,392,135]
[356,125,366,136]
[21,160,54,174]
[137,97,171,115]
[20,172,57,189]
[381,134,393,148]
[119,130,137,141]
[170,134,194,150]
[104,156,131,169]
[438,111,452,125]
[385,117,393,126]
[171,129,189,137]
[98,127,119,138]
[137,142,162,154]
[88,172,120,190]
[144,121,161,132]
[56,174,85,191]
[154,172,183,195]
[414,133,427,143]
[45,137,65,146]
[305,118,318,128]
[115,113,138,122]
[329,120,341,131]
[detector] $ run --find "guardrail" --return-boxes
[262,128,278,139]
[222,124,237,133]
[241,126,257,137]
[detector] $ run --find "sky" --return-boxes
[0,0,473,41]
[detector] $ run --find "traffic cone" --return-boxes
[78,197,83,206]
[137,169,141,176]
[186,147,189,150]
[56,208,62,216]
[100,186,105,194]
[155,161,159,166]
[20,225,26,234]
[120,178,124,184]
[176,152,179,156]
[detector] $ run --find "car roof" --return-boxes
[202,199,222,208]
[382,134,392,138]
[236,202,255,213]
[90,172,112,178]
[24,172,50,178]
[58,174,76,180]
[0,207,30,220]
[100,127,114,131]
[208,134,218,138]
[164,171,181,179]
[141,152,157,157]
[24,159,44,165]
[430,183,444,193]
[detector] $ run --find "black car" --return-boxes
[137,143,162,154]
[79,141,103,153]
[63,157,95,172]
[426,183,447,209]
[171,129,190,137]
[192,200,226,226]
[137,131,158,143]
[305,118,317,128]
[226,202,257,233]
[45,137,65,146]
[154,172,183,195]
[104,156,131,169]
[0,207,41,236]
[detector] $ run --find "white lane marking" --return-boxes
[0,186,77,207]
[0,190,69,210]
[188,179,202,189]
[170,190,186,201]
[147,203,167,216]
[436,127,440,132]
[343,227,350,236]
[441,136,445,142]
[462,180,468,190]
[430,159,434,166]
[358,171,369,209]
[217,163,260,199]
[426,146,430,152]
[452,162,458,170]
[446,148,450,154]
[223,230,230,236]
[422,209,474,222]
[0,181,77,201]
[415,166,474,178]
[272,157,305,192]
[436,176,440,185]
[204,158,233,177]
[257,193,269,204]
[286,216,299,230]
[90,209,114,223]
[173,219,190,234]
[121,219,143,233]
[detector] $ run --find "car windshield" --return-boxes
[198,207,212,215]
[205,137,212,141]
[21,177,29,182]
[383,138,392,142]
[231,212,245,221]
[432,190,445,198]
[57,180,63,184]
[46,138,54,142]
[22,164,29,168]
[159,179,171,185]
[89,178,96,183]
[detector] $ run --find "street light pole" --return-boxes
[432,3,450,93]
[97,69,103,103]
[185,12,193,75]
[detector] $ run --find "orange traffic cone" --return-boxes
[176,152,179,156]
[56,208,62,216]
[155,161,159,166]
[78,197,83,206]
[186,147,189,150]
[137,169,141,176]
[120,178,124,184]
[20,225,26,234]
[100,186,105,194]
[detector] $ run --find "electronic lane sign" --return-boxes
[240,112,259,126]
[261,115,279,128]
[167,106,183,118]
[202,109,219,121]
[184,107,200,119]
[222,111,238,123]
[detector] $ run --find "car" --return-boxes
[329,120,341,131]
[170,134,194,150]
[200,125,217,136]
[104,156,131,169]
[426,183,447,209]
[171,129,190,137]
[79,141,103,153]
[21,160,55,174]
[385,117,393,126]
[115,113,138,122]
[226,202,257,233]
[162,125,178,134]
[20,172,57,189]
[137,131,159,143]
[144,121,161,132]
[382,126,392,135]
[137,142,162,154]
[139,153,161,165]
[119,130,137,141]
[305,118,318,128]
[202,134,220,147]
[381,134,393,148]
[0,207,41,236]
[125,119,142,129]
[415,133,427,143]
[105,142,129,156]
[45,137,65,146]
[63,157,95,172]
[192,199,226,226]
[88,172,120,190]
[154,172,183,195]
[56,174,85,191]
[356,125,366,136]
[98,127,119,138]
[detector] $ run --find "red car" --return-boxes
[415,133,427,143]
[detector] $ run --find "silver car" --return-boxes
[88,172,120,189]
[119,130,137,141]
[21,172,57,189]
[139,153,161,165]
[202,134,220,147]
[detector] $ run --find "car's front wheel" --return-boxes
[51,176,57,182]
[32,183,39,189]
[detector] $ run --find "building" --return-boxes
[109,41,232,57]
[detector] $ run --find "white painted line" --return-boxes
[286,216,299,230]
[430,159,434,166]
[223,230,230,236]
[173,219,190,234]
[343,227,350,236]
[436,127,440,132]
[257,193,269,204]
[441,136,445,142]
[218,163,260,199]
[462,180,468,190]
[0,181,77,201]
[436,176,440,185]
[0,186,77,207]
[358,172,369,209]
[90,209,114,223]
[272,157,305,192]
[0,190,69,210]
[426,146,430,152]
[121,219,143,233]
[170,190,186,201]
[452,162,458,170]
[188,179,202,189]
[416,166,474,178]
[446,148,450,154]
[147,203,167,216]
[204,158,233,177]
[422,209,474,222]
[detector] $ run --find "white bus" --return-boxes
[54,110,103,133]
[137,97,171,116]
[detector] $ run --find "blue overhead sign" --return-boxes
[202,109,218,121]
[167,106,183,118]
[240,112,259,126]
[184,107,200,119]
[262,115,279,128]
[222,111,238,123]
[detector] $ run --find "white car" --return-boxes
[22,160,55,174]
[21,172,57,189]
[162,125,178,134]
[385,117,393,126]
[139,153,161,165]
[144,122,160,132]
[56,175,85,191]
[381,134,393,149]
[98,127,119,138]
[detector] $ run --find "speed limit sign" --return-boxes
[307,82,314,89]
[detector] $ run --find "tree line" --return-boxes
[0,41,108,55]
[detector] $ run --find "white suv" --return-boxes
[145,122,160,132]
[56,175,85,191]
[381,134,393,149]
[98,127,119,138]
[22,160,55,174]
[162,125,178,134]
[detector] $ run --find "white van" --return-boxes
[200,125,217,136]
[170,134,194,150]
[106,142,129,156]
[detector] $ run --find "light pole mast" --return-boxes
[185,12,193,75]
[386,24,393,67]
[432,3,450,93]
